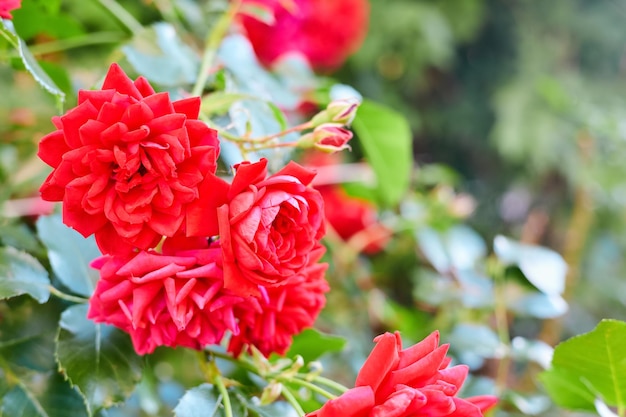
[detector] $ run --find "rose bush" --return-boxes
[238,0,370,71]
[307,331,498,417]
[189,158,325,296]
[38,63,219,255]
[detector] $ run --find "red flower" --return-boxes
[187,158,325,296]
[87,239,243,355]
[319,185,389,254]
[228,244,328,357]
[0,0,21,19]
[238,0,370,71]
[38,63,219,255]
[307,331,498,417]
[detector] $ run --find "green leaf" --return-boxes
[174,384,222,417]
[37,214,100,298]
[540,319,626,411]
[55,304,143,415]
[0,298,60,372]
[494,235,567,296]
[0,246,50,303]
[238,2,275,25]
[285,329,346,363]
[352,99,413,206]
[0,20,65,109]
[0,371,89,417]
[122,22,200,87]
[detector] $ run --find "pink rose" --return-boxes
[188,158,325,296]
[228,244,329,357]
[38,63,219,255]
[307,331,498,417]
[0,0,21,19]
[88,239,243,355]
[238,0,370,71]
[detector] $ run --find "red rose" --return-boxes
[187,158,325,296]
[319,185,389,254]
[228,244,328,357]
[307,331,498,417]
[0,0,21,19]
[238,0,370,71]
[88,239,244,355]
[38,63,219,255]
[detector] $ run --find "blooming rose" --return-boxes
[88,239,243,355]
[0,0,21,19]
[307,331,498,417]
[187,158,325,296]
[228,244,328,357]
[238,0,370,71]
[38,63,219,255]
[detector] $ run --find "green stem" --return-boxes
[491,258,511,394]
[13,32,127,57]
[283,377,337,400]
[191,0,241,97]
[308,375,349,394]
[205,347,258,373]
[96,0,143,36]
[214,374,234,417]
[48,286,89,303]
[281,386,305,417]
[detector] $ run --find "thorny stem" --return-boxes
[191,0,241,97]
[48,286,89,303]
[96,0,143,36]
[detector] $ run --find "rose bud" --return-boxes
[299,123,353,154]
[311,98,360,127]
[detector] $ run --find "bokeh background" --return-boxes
[3,0,626,415]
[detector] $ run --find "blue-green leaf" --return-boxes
[37,214,100,298]
[494,235,567,296]
[0,246,50,303]
[174,384,222,417]
[123,22,200,87]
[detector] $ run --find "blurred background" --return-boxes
[3,0,626,415]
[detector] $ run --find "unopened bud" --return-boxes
[297,123,353,153]
[311,98,360,127]
[260,381,283,405]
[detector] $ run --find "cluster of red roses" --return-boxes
[38,63,328,356]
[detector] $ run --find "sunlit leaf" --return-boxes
[540,319,626,411]
[37,214,100,298]
[0,20,65,109]
[494,235,567,295]
[0,246,50,303]
[352,99,412,206]
[55,305,143,415]
[285,328,346,363]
